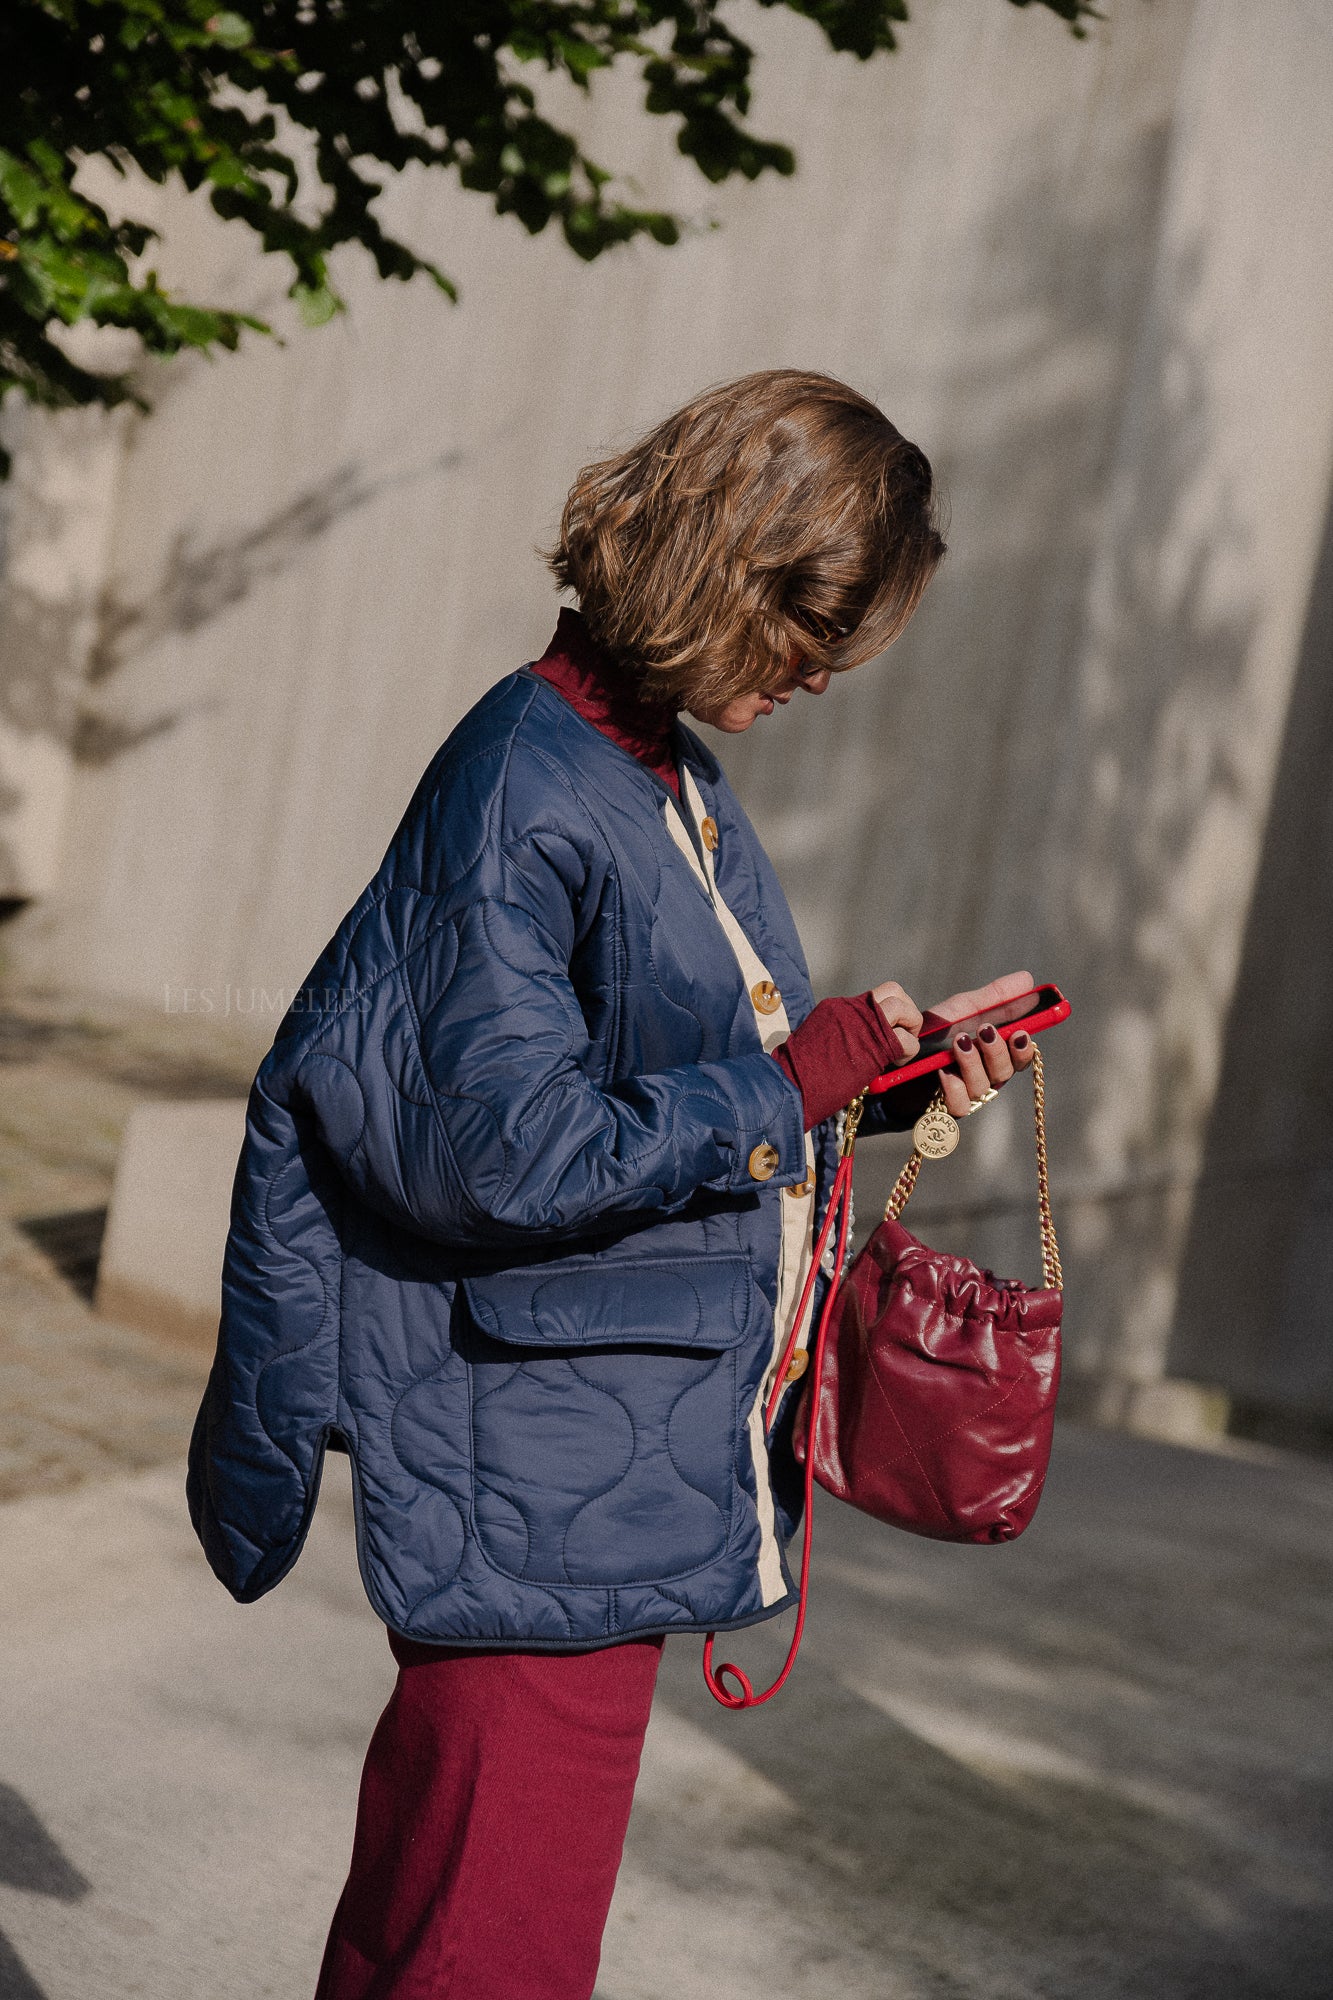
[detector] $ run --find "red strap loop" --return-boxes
[702,1153,855,1708]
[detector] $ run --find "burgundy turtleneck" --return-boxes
[531,605,681,797]
[529,605,907,1130]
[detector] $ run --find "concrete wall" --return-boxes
[0,399,129,900]
[3,0,1332,1424]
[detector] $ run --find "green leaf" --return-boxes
[0,154,46,233]
[206,11,254,50]
[0,0,1099,464]
[291,280,341,327]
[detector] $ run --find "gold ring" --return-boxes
[968,1087,1000,1113]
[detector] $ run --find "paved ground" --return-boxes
[0,982,257,1499]
[1,1432,1331,2000]
[2,979,1332,1998]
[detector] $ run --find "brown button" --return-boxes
[784,1349,810,1384]
[750,979,781,1015]
[747,1142,780,1182]
[701,815,719,852]
[785,1178,811,1198]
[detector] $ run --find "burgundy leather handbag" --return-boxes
[704,1047,1063,1709]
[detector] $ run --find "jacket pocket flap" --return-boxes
[460,1255,759,1352]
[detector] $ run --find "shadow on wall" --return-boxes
[0,423,463,892]
[993,214,1258,1399]
[722,128,1183,998]
[80,445,466,699]
[722,146,1260,1400]
[0,1782,90,2000]
[1170,476,1333,1433]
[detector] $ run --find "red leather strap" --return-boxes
[702,1154,854,1708]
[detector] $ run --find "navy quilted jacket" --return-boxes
[189,666,873,1649]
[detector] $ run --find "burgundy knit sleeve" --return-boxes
[772,992,908,1131]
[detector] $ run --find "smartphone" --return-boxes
[866,983,1071,1096]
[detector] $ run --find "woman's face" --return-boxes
[689,649,833,734]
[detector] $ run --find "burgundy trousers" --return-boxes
[313,1631,664,2000]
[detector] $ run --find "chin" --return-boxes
[723,701,771,732]
[688,694,771,733]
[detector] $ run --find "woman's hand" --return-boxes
[923,969,1037,1120]
[873,969,1037,1122]
[869,980,924,1063]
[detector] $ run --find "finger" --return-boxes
[949,1033,992,1105]
[976,1022,1015,1086]
[875,1023,921,1065]
[1007,1029,1035,1070]
[871,979,924,1038]
[924,969,1034,1027]
[922,969,1035,1028]
[938,1069,973,1119]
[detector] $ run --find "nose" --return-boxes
[798,667,832,696]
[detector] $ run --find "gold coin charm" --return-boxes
[913,1103,960,1159]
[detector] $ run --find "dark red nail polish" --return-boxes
[955,1034,973,1052]
[979,1024,997,1044]
[1012,1032,1029,1049]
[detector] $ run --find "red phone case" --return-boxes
[866,984,1071,1096]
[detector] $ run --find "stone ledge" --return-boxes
[94,1099,248,1349]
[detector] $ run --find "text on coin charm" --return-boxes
[913,1105,961,1159]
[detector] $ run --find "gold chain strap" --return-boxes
[880,1045,1063,1291]
[1030,1045,1063,1290]
[883,1147,925,1220]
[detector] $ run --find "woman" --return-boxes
[188,367,1035,1998]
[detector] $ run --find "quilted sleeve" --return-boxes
[291,876,808,1252]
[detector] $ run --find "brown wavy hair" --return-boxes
[542,368,946,711]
